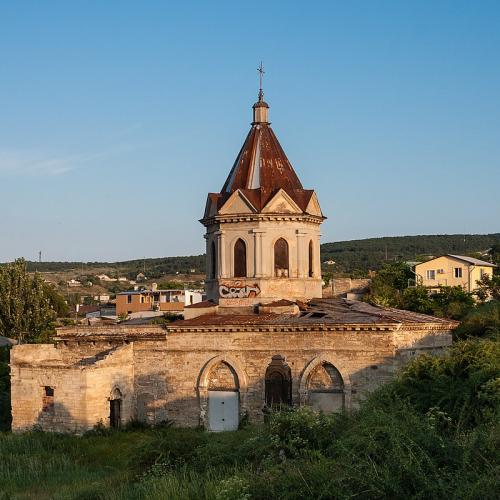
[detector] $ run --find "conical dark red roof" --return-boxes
[221,123,304,194]
[202,95,323,219]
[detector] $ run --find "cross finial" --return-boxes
[257,61,265,101]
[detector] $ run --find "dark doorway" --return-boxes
[110,399,121,428]
[234,238,247,277]
[265,355,292,407]
[110,398,121,428]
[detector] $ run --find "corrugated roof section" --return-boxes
[447,255,496,267]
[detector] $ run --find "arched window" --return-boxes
[210,241,217,279]
[234,239,247,277]
[308,240,314,278]
[274,238,289,277]
[265,355,292,407]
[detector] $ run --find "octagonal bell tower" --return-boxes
[200,86,325,309]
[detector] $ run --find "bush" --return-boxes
[392,337,500,430]
[454,300,500,340]
[267,406,339,458]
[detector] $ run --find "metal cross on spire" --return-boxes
[257,61,265,101]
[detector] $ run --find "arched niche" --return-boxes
[265,355,292,407]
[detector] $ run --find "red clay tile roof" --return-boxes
[185,300,217,309]
[170,299,458,328]
[263,299,296,307]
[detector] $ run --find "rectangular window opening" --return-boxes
[454,267,462,278]
[42,386,55,412]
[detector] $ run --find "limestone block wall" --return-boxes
[10,345,87,433]
[132,341,169,425]
[322,279,371,298]
[83,344,134,429]
[10,343,135,433]
[148,325,451,427]
[9,324,453,433]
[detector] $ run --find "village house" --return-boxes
[415,254,496,293]
[10,87,456,434]
[115,284,204,316]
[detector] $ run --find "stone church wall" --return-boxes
[10,325,452,432]
[10,343,134,433]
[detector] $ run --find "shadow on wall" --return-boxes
[24,329,450,433]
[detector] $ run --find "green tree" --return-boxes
[42,282,70,317]
[453,301,500,340]
[0,259,56,342]
[430,286,474,319]
[475,274,500,302]
[401,285,434,314]
[366,262,413,307]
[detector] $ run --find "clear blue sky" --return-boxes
[1,1,499,262]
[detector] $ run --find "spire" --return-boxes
[253,62,269,124]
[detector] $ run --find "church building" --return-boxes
[10,85,456,433]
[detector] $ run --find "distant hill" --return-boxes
[17,233,500,278]
[321,233,500,275]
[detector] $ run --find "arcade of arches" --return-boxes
[199,354,348,431]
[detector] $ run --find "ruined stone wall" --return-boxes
[322,279,371,298]
[10,324,453,432]
[130,326,451,427]
[83,345,134,429]
[10,345,87,433]
[10,343,134,433]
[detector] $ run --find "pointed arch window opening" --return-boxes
[265,355,292,407]
[274,238,289,278]
[234,239,247,278]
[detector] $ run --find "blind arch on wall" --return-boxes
[233,238,247,277]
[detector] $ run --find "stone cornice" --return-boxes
[166,323,455,334]
[52,321,455,342]
[200,213,324,227]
